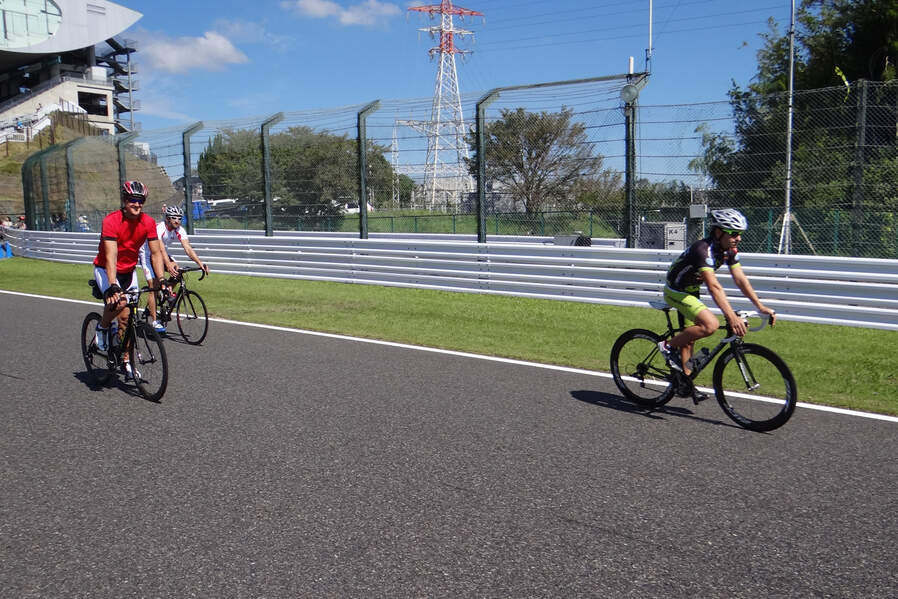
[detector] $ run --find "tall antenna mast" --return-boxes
[408,0,483,211]
[778,0,795,254]
[646,0,653,73]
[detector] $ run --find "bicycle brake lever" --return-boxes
[722,314,769,342]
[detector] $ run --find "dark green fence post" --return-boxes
[357,101,380,240]
[261,112,284,237]
[852,79,867,256]
[476,90,500,243]
[834,209,840,254]
[39,154,50,230]
[621,74,648,248]
[115,131,138,188]
[21,146,54,230]
[64,138,87,232]
[181,122,203,235]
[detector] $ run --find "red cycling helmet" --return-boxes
[121,180,148,201]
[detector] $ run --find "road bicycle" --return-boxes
[82,282,169,402]
[143,266,209,345]
[610,300,797,432]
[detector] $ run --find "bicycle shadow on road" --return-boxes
[73,370,158,404]
[570,389,741,429]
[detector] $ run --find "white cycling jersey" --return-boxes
[138,220,188,279]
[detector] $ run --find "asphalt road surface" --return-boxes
[1,291,896,598]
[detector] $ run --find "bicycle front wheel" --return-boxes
[81,312,112,385]
[712,343,797,432]
[610,329,676,408]
[130,323,169,402]
[175,290,208,345]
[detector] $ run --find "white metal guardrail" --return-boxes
[3,227,897,330]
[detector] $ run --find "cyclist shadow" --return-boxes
[73,371,157,403]
[157,332,191,346]
[570,389,741,429]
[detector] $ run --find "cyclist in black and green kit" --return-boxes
[658,208,777,401]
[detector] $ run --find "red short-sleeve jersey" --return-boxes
[93,210,159,272]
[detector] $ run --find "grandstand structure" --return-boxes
[0,0,142,144]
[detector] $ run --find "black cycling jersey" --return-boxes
[666,237,740,293]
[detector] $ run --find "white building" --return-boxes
[0,0,142,135]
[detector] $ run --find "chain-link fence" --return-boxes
[637,80,898,258]
[20,79,898,258]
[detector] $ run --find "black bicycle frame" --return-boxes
[659,307,748,382]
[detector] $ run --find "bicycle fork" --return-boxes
[732,347,761,391]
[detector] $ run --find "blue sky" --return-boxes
[118,0,791,132]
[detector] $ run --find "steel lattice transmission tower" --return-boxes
[408,0,482,210]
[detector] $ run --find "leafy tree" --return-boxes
[692,0,898,212]
[197,129,262,201]
[197,127,397,217]
[572,170,624,211]
[467,107,606,214]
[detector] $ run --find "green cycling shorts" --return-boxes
[662,285,708,326]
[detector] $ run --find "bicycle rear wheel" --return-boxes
[129,323,169,402]
[81,312,112,385]
[712,343,797,432]
[610,329,676,408]
[175,290,208,345]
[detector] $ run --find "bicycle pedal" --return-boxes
[692,390,710,404]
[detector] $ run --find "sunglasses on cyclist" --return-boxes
[125,196,146,205]
[167,216,181,221]
[721,228,743,236]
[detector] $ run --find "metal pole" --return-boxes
[115,131,138,188]
[852,80,867,256]
[181,122,203,235]
[625,100,637,248]
[261,112,284,237]
[65,138,87,232]
[620,74,648,248]
[39,154,50,230]
[21,146,53,231]
[779,0,795,254]
[476,90,500,243]
[357,101,380,239]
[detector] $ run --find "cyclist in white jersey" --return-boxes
[138,205,209,332]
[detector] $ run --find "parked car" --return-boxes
[341,202,375,214]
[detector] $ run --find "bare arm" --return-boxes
[180,238,208,274]
[730,266,777,325]
[102,239,118,284]
[148,239,167,283]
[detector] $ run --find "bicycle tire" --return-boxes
[712,343,797,432]
[129,323,168,402]
[81,312,112,385]
[175,289,208,345]
[610,329,676,407]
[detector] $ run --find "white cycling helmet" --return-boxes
[710,208,748,232]
[164,205,184,218]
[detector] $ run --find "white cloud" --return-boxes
[212,19,294,52]
[140,31,249,74]
[281,0,400,26]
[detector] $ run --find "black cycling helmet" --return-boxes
[164,205,184,218]
[121,180,148,202]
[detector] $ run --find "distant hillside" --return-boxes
[0,112,176,220]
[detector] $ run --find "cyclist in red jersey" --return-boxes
[92,181,168,373]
